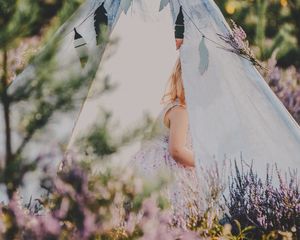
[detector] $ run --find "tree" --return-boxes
[0,0,85,199]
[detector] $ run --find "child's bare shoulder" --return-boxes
[169,105,187,117]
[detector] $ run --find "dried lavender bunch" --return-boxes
[218,20,264,69]
[225,160,299,239]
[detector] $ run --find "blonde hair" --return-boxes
[161,57,186,105]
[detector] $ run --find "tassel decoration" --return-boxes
[94,2,108,45]
[74,28,89,68]
[175,6,184,39]
[199,36,209,75]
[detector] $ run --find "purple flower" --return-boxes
[39,214,61,236]
[83,209,97,238]
[218,19,262,68]
[226,160,300,238]
[233,36,244,50]
[141,198,159,219]
[54,197,70,218]
[8,193,27,227]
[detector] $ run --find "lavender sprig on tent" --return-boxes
[217,20,264,69]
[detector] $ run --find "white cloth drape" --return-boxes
[176,0,300,178]
[66,0,300,179]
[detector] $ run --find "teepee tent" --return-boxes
[174,0,300,176]
[65,0,300,177]
[5,0,300,200]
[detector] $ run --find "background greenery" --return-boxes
[217,0,300,67]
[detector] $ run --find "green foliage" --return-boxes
[78,110,154,158]
[0,0,82,49]
[0,0,84,199]
[82,112,119,157]
[217,0,300,66]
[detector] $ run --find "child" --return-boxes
[129,58,202,229]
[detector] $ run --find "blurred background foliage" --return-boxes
[216,0,300,67]
[0,0,84,199]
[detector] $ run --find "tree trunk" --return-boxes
[1,49,14,199]
[255,0,268,59]
[1,50,12,162]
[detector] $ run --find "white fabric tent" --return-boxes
[66,0,300,177]
[177,0,300,177]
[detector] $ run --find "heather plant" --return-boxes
[224,160,299,239]
[184,162,256,240]
[263,54,300,124]
[1,156,258,240]
[3,155,296,239]
[0,157,201,239]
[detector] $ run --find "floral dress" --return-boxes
[129,99,202,229]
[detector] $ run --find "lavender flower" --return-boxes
[39,214,61,236]
[225,160,300,238]
[218,19,263,69]
[263,55,300,123]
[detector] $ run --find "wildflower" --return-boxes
[40,214,61,236]
[83,209,97,238]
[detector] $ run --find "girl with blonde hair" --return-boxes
[129,57,202,228]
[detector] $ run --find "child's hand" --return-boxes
[176,38,184,50]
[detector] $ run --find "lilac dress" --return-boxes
[129,100,202,228]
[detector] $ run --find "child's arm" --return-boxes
[166,106,195,167]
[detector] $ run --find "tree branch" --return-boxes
[1,49,13,166]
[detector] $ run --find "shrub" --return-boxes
[225,160,299,239]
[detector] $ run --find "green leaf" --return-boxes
[234,219,242,234]
[120,0,133,14]
[241,225,256,233]
[199,36,209,75]
[159,0,169,11]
